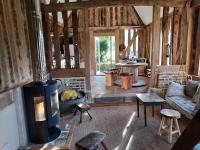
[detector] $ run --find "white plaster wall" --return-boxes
[0,87,28,150]
[0,104,20,150]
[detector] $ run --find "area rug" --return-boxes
[60,104,189,150]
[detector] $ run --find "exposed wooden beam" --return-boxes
[117,7,121,26]
[106,7,110,27]
[52,11,61,69]
[151,6,161,87]
[51,68,86,78]
[194,9,200,75]
[161,7,170,65]
[127,6,144,26]
[192,0,200,8]
[62,9,71,68]
[179,7,188,65]
[41,9,52,71]
[83,8,91,91]
[42,0,187,12]
[186,2,193,74]
[72,9,80,68]
[67,25,144,32]
[172,8,182,65]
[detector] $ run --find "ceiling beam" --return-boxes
[42,0,188,12]
[192,0,200,8]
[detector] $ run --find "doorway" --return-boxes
[95,36,116,75]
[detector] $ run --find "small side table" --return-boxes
[136,93,166,127]
[158,109,181,143]
[74,103,93,123]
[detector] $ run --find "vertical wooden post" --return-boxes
[115,29,120,63]
[127,29,131,56]
[72,9,80,68]
[161,7,169,65]
[151,6,160,87]
[172,8,182,65]
[94,8,98,27]
[186,3,193,74]
[133,30,137,57]
[41,8,52,71]
[112,7,116,26]
[83,8,91,91]
[194,9,200,75]
[52,11,61,69]
[89,31,95,75]
[138,29,145,58]
[62,1,70,68]
[117,7,121,26]
[179,7,188,65]
[123,7,127,25]
[106,7,110,27]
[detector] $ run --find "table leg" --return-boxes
[152,106,154,117]
[137,99,139,118]
[144,105,147,127]
[161,103,163,110]
[134,68,138,83]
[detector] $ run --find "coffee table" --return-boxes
[136,93,166,127]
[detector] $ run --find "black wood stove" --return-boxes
[23,80,61,143]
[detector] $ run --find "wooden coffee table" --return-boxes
[136,93,166,127]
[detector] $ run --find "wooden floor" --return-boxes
[90,76,150,103]
[60,104,190,150]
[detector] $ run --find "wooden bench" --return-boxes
[75,131,108,150]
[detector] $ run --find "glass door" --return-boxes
[95,36,115,75]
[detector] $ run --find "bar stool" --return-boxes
[120,73,132,90]
[158,109,181,143]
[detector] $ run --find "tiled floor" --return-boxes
[90,75,150,102]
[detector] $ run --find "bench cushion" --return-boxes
[166,96,197,119]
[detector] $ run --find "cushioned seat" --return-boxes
[166,96,197,119]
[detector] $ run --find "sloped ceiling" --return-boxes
[134,6,153,25]
[134,6,174,25]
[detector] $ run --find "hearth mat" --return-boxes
[19,124,72,149]
[43,124,70,147]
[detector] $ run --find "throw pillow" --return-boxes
[166,81,185,97]
[61,90,77,101]
[192,85,200,110]
[185,80,200,98]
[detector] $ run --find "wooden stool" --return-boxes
[74,103,92,123]
[120,73,132,90]
[158,109,181,143]
[110,68,120,81]
[75,131,108,150]
[104,71,114,87]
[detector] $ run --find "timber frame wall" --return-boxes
[41,0,197,88]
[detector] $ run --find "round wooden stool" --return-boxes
[158,109,181,143]
[104,71,114,87]
[120,73,132,90]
